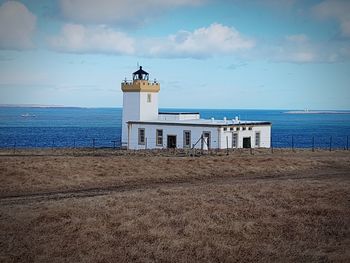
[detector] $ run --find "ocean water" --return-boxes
[0,107,350,149]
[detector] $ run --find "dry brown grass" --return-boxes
[0,149,349,262]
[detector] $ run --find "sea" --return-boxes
[0,107,350,149]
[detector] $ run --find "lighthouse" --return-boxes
[121,66,160,147]
[121,66,271,150]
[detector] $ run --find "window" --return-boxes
[147,93,151,103]
[156,129,163,146]
[223,127,227,131]
[183,130,191,148]
[232,133,238,148]
[230,127,234,131]
[255,132,261,147]
[138,128,145,145]
[242,127,246,131]
[248,127,252,130]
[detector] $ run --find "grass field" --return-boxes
[0,149,349,262]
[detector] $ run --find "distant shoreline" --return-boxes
[0,104,65,108]
[284,111,350,114]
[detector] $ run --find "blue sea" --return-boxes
[0,107,350,149]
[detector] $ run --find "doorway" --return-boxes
[243,137,251,148]
[167,135,177,148]
[203,132,211,149]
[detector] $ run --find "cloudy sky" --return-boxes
[0,0,349,109]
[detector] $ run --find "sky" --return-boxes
[0,0,349,110]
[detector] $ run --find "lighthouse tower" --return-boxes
[121,66,160,147]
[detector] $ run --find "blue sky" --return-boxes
[0,0,349,109]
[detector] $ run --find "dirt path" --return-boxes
[1,151,349,262]
[1,168,348,206]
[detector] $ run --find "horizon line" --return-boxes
[0,104,350,112]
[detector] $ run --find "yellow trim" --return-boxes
[121,80,160,93]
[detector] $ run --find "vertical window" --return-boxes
[183,130,191,148]
[255,132,261,147]
[138,128,145,145]
[232,133,238,148]
[156,129,163,146]
[147,93,152,103]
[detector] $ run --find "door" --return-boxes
[232,133,238,148]
[243,137,251,148]
[203,132,211,149]
[167,135,177,148]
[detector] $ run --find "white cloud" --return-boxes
[146,23,255,58]
[268,34,319,63]
[266,33,350,63]
[59,0,204,25]
[313,0,350,38]
[48,24,135,55]
[47,23,350,63]
[47,23,253,58]
[279,34,316,63]
[0,1,37,50]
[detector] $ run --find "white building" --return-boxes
[121,67,271,150]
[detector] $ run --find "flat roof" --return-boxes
[127,119,271,127]
[158,112,200,115]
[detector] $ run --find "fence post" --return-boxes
[347,136,349,151]
[73,139,76,149]
[51,139,54,151]
[226,136,229,155]
[145,137,147,150]
[312,136,315,152]
[201,135,204,155]
[92,138,95,152]
[13,141,16,154]
[329,136,332,152]
[270,133,273,153]
[271,140,273,154]
[292,135,294,152]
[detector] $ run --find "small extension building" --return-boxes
[121,67,271,150]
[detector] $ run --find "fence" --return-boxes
[0,135,349,151]
[0,138,122,149]
[271,135,349,151]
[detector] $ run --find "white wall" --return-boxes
[122,92,139,146]
[121,92,158,147]
[128,123,219,150]
[127,123,271,150]
[219,125,271,149]
[139,92,158,120]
